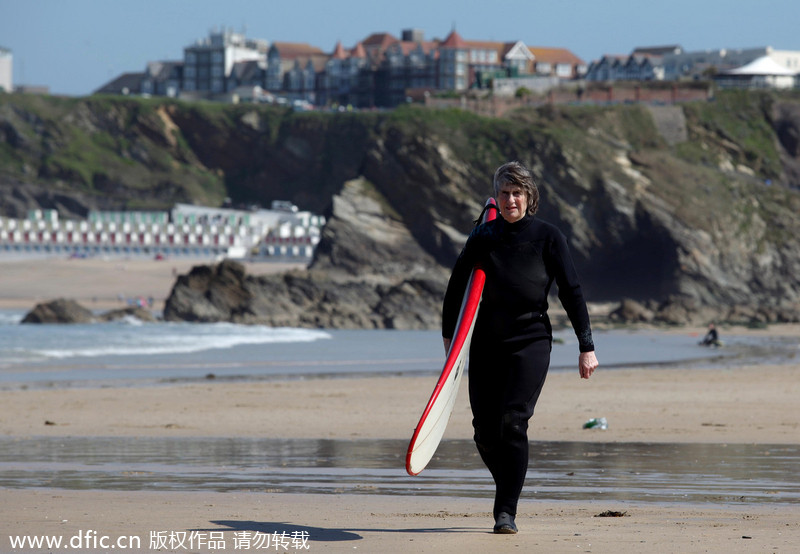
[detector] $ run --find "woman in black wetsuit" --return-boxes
[442,161,599,534]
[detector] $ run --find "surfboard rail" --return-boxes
[405,197,497,476]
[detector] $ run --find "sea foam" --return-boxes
[0,317,331,362]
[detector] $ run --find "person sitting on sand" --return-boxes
[700,323,721,347]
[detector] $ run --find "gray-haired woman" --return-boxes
[442,160,599,534]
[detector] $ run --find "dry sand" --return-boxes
[1,257,799,552]
[0,257,305,311]
[2,490,796,554]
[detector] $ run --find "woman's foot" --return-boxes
[493,512,518,534]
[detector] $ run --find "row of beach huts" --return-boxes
[0,202,325,261]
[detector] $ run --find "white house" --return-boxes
[183,28,268,94]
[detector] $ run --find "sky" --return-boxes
[1,0,798,96]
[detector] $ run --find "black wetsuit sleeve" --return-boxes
[441,240,476,340]
[549,230,595,352]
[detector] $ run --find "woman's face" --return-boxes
[496,182,527,223]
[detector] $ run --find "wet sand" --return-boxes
[1,258,800,552]
[2,363,799,445]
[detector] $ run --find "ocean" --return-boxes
[0,309,779,390]
[0,309,796,390]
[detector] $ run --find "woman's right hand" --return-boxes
[443,337,452,354]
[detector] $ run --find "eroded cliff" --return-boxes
[3,91,800,325]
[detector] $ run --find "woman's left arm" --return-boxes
[550,230,594,351]
[549,229,598,376]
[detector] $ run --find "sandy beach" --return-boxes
[0,257,306,311]
[2,366,799,553]
[1,258,799,552]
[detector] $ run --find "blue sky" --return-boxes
[1,0,797,96]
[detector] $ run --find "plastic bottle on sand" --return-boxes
[583,417,608,430]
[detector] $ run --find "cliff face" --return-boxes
[3,91,800,325]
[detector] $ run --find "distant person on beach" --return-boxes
[700,323,721,347]
[442,161,599,534]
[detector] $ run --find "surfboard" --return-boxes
[406,197,497,476]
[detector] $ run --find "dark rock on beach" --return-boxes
[97,306,157,323]
[164,259,447,330]
[21,298,95,324]
[609,299,655,323]
[21,299,156,324]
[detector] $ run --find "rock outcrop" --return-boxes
[97,306,157,323]
[21,299,155,324]
[21,298,95,324]
[165,259,445,329]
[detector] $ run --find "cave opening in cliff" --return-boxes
[584,211,680,304]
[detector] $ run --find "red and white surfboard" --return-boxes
[406,197,497,476]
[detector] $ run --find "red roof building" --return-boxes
[96,27,587,107]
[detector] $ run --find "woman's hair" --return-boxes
[492,161,539,215]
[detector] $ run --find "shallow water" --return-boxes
[2,314,796,389]
[1,437,798,505]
